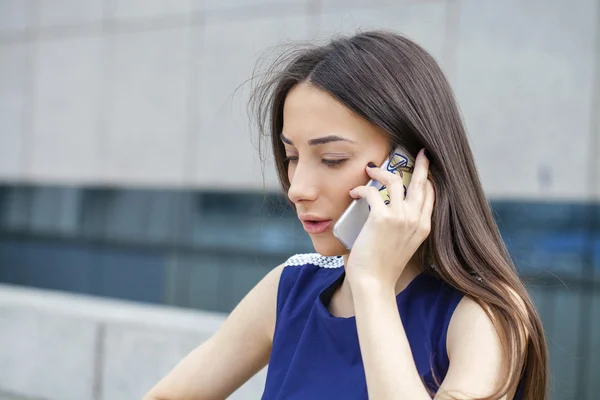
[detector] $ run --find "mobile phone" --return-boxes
[333,148,415,250]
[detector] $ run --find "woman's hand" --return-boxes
[345,148,435,292]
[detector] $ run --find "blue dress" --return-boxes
[261,253,523,399]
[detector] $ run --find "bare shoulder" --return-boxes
[447,285,528,353]
[262,263,286,293]
[439,285,528,399]
[447,296,499,358]
[256,263,286,338]
[223,262,286,342]
[143,262,286,400]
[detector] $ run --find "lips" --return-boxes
[300,219,333,234]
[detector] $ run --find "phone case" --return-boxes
[333,148,415,250]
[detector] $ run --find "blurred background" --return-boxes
[0,0,598,399]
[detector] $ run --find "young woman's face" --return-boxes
[282,82,390,256]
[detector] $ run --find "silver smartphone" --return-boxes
[333,147,415,250]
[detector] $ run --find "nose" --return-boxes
[287,161,319,205]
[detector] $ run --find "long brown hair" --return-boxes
[250,30,548,399]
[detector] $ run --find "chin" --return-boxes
[309,233,349,257]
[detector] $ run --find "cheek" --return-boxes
[330,167,368,204]
[345,162,371,189]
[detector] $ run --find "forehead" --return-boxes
[282,82,386,145]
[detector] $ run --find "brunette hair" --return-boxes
[250,30,547,399]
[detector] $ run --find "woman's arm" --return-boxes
[437,296,511,399]
[143,264,284,400]
[348,152,517,398]
[352,279,431,400]
[353,281,513,400]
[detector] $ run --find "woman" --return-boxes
[145,31,548,399]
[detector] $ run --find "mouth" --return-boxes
[299,218,333,234]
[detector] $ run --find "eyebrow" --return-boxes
[280,133,357,146]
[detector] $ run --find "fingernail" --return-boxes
[424,149,432,161]
[367,162,377,168]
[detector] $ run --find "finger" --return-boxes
[405,149,431,206]
[365,162,406,203]
[349,185,387,215]
[419,179,435,234]
[365,162,402,187]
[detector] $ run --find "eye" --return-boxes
[284,156,348,168]
[321,159,348,168]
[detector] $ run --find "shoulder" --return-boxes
[447,296,498,358]
[438,296,506,396]
[278,252,343,290]
[280,252,343,287]
[441,288,528,397]
[447,286,528,358]
[402,273,464,320]
[282,253,344,269]
[276,253,343,312]
[261,253,342,293]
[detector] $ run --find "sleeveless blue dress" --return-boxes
[261,253,524,399]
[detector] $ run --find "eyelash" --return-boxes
[284,157,348,168]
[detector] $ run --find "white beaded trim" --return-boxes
[284,253,344,269]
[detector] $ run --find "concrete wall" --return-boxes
[0,0,597,199]
[0,283,267,400]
